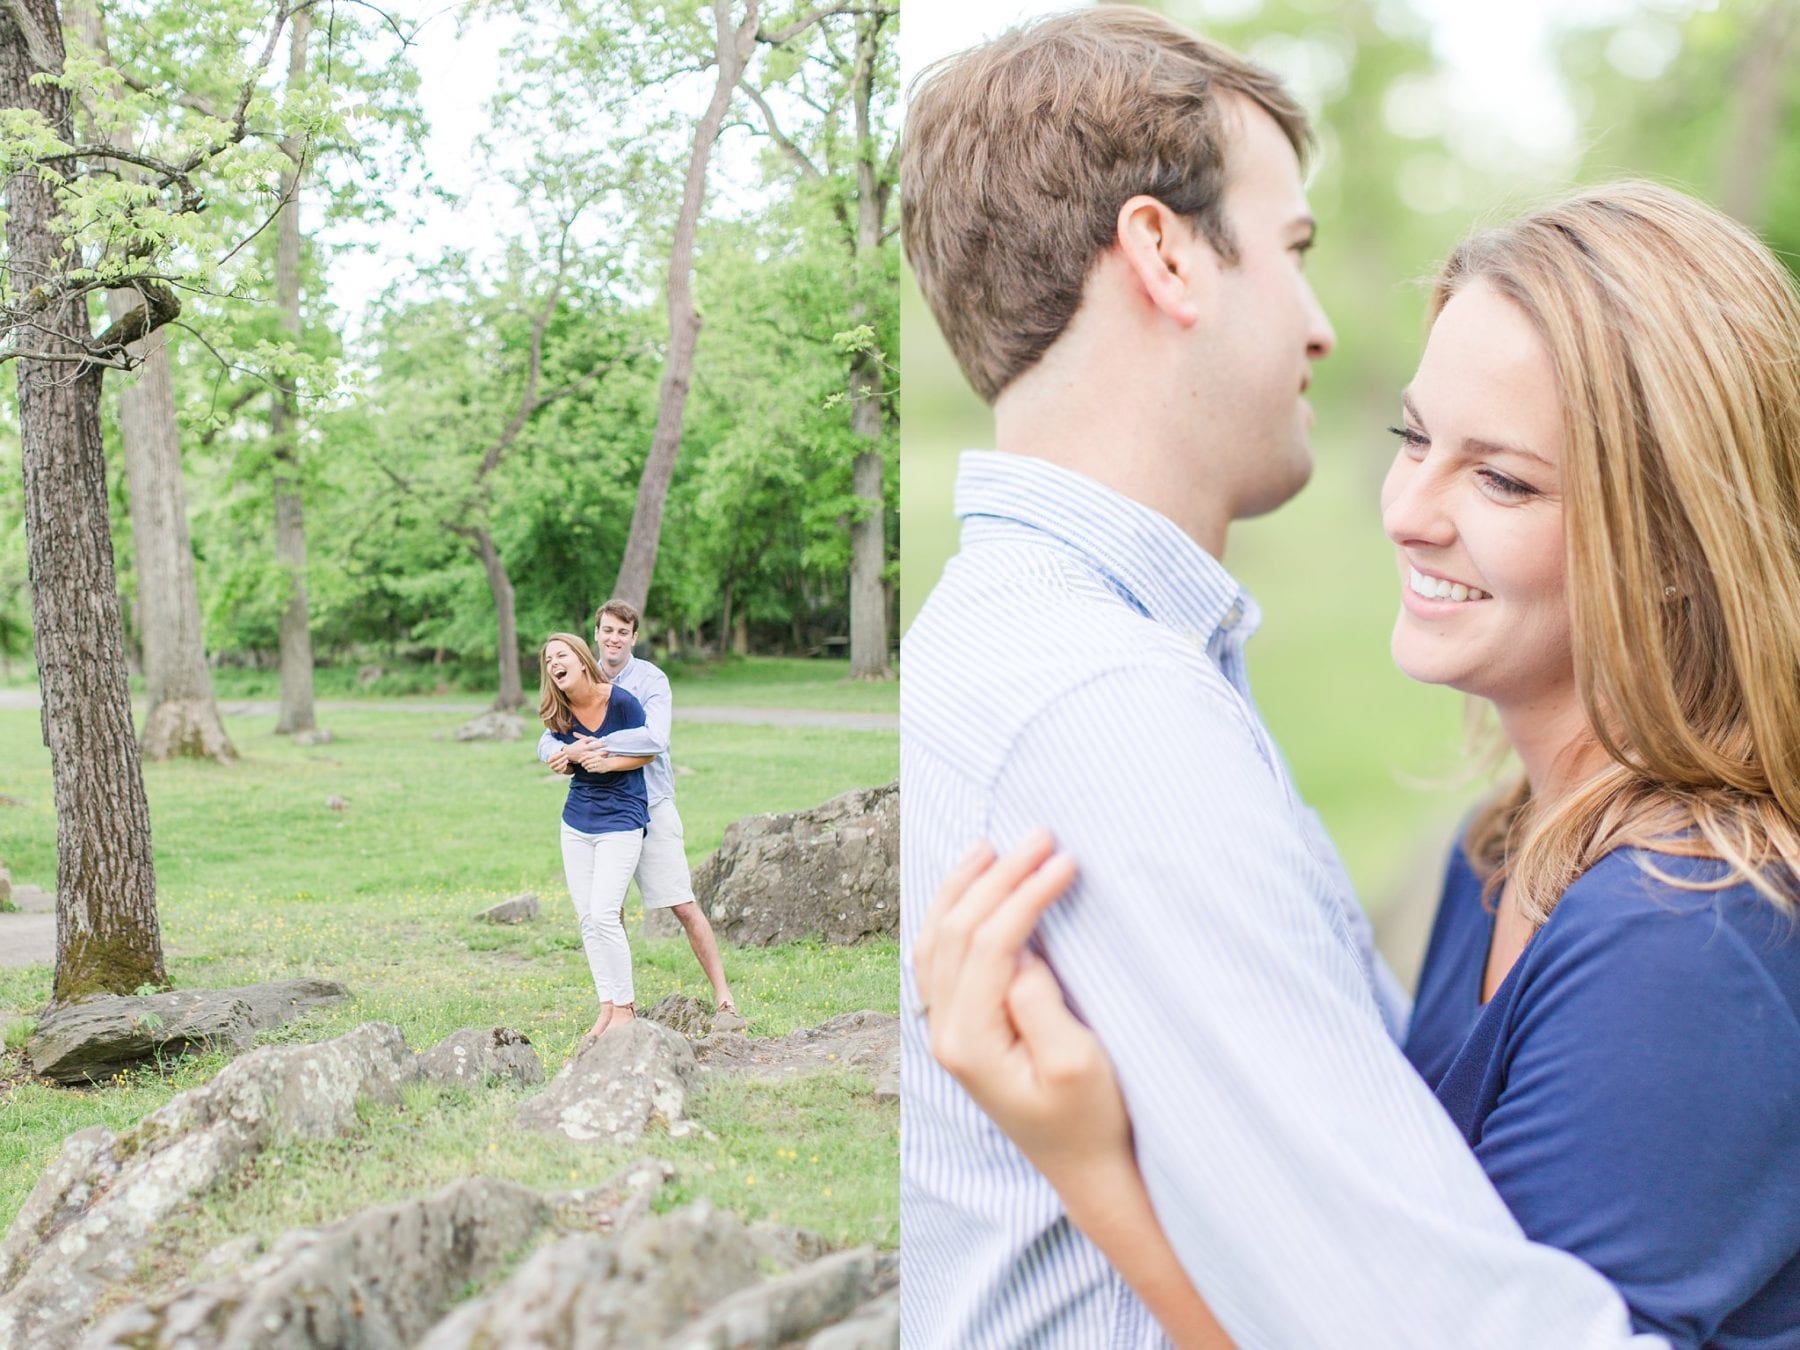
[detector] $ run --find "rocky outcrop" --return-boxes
[0,1023,414,1349]
[515,1018,698,1146]
[646,781,897,947]
[412,1026,543,1089]
[454,710,527,742]
[81,1161,675,1350]
[642,992,744,1037]
[417,1201,897,1350]
[24,977,351,1084]
[474,892,539,924]
[696,1011,898,1100]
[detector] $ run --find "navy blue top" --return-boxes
[1404,843,1800,1348]
[546,686,650,834]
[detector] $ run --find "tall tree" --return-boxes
[69,0,236,763]
[372,227,630,710]
[271,5,318,737]
[1,0,162,1000]
[0,0,370,999]
[744,5,897,676]
[610,0,761,613]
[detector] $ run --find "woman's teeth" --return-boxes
[1409,567,1487,602]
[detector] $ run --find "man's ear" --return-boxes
[1115,195,1212,329]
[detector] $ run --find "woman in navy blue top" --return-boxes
[538,632,652,1040]
[912,183,1800,1347]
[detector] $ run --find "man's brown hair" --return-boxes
[901,7,1309,403]
[594,598,640,635]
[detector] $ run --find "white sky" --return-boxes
[900,0,1703,162]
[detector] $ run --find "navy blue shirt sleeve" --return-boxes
[1474,877,1800,1348]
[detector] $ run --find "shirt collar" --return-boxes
[954,450,1256,644]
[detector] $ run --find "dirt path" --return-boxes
[0,691,895,733]
[0,885,55,970]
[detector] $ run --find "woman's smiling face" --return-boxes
[1380,278,1573,715]
[544,639,585,694]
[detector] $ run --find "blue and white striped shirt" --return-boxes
[900,452,1662,1349]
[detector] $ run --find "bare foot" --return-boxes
[600,1005,636,1036]
[585,1006,614,1041]
[715,993,738,1016]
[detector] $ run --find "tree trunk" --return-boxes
[1,0,165,1002]
[111,316,236,761]
[68,0,235,764]
[845,12,891,680]
[272,9,317,736]
[612,0,760,612]
[469,527,523,711]
[1719,0,1796,230]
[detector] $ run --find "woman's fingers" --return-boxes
[917,830,1058,1014]
[1007,952,1100,1082]
[915,840,996,978]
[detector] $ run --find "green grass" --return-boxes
[0,701,897,1306]
[181,656,897,716]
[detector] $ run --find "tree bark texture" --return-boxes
[65,1,235,762]
[611,0,760,613]
[1,0,166,1001]
[272,8,316,736]
[467,526,522,711]
[109,313,237,761]
[1719,0,1795,230]
[846,12,892,679]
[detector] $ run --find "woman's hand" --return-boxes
[916,834,1235,1350]
[914,831,1132,1175]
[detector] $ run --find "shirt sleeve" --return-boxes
[536,729,560,763]
[1471,888,1800,1348]
[597,673,669,757]
[992,661,1663,1349]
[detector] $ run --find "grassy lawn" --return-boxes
[155,655,898,716]
[0,702,898,1301]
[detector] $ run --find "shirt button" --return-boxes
[1221,602,1243,631]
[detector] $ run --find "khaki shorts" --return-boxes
[637,797,696,909]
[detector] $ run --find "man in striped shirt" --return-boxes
[900,10,1661,1348]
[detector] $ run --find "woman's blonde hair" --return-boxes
[1447,181,1800,924]
[538,632,609,734]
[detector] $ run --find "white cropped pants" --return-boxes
[558,822,645,1005]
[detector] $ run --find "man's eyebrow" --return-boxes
[1399,391,1554,469]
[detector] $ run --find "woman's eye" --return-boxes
[1387,424,1428,453]
[1476,468,1536,501]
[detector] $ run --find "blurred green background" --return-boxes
[900,0,1800,952]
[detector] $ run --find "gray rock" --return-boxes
[25,977,350,1084]
[292,727,335,747]
[455,710,527,742]
[671,782,897,946]
[84,1176,554,1350]
[806,1286,900,1349]
[671,1247,896,1350]
[696,1011,898,1090]
[475,892,539,924]
[644,992,746,1038]
[516,1018,697,1146]
[0,1023,413,1349]
[413,1026,543,1089]
[418,1203,771,1350]
[643,992,716,1037]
